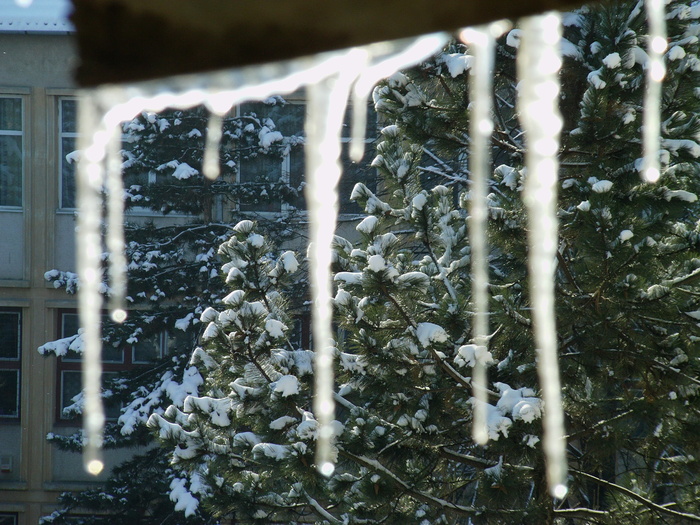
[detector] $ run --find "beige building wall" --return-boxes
[0,31,125,525]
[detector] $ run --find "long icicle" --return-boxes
[306,49,370,476]
[517,12,568,499]
[462,26,495,446]
[642,0,667,183]
[76,94,107,476]
[105,122,128,324]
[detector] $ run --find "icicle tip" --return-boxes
[552,483,568,500]
[111,308,127,323]
[319,462,335,477]
[86,459,104,476]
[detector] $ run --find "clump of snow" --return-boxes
[412,192,428,211]
[668,45,686,60]
[175,313,195,331]
[619,229,634,242]
[171,162,199,180]
[506,29,522,49]
[587,69,607,89]
[280,251,299,273]
[577,200,591,211]
[664,189,698,202]
[440,52,473,78]
[269,416,297,430]
[495,383,543,424]
[272,375,300,397]
[334,272,363,285]
[367,254,386,272]
[455,344,494,367]
[591,180,613,193]
[602,52,622,68]
[415,322,448,347]
[265,319,287,338]
[356,216,379,234]
[247,234,264,247]
[170,478,200,517]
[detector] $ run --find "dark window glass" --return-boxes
[0,97,22,207]
[60,98,78,208]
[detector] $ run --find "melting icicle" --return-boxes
[203,113,224,181]
[642,0,667,183]
[517,12,568,499]
[105,123,127,323]
[75,36,447,475]
[76,95,107,476]
[307,49,369,476]
[461,25,495,446]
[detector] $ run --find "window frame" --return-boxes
[235,99,306,214]
[0,513,18,525]
[0,95,24,210]
[54,309,170,422]
[58,96,79,210]
[0,308,22,421]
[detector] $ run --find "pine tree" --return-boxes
[148,1,700,523]
[39,98,310,523]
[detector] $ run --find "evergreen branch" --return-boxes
[302,490,343,524]
[552,507,608,520]
[570,468,700,522]
[341,450,486,518]
[438,447,533,472]
[565,409,634,441]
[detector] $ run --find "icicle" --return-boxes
[76,35,449,476]
[517,13,568,499]
[349,34,448,161]
[461,26,495,446]
[105,123,127,323]
[202,113,224,181]
[76,94,107,476]
[642,0,667,183]
[307,49,369,476]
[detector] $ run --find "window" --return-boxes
[0,513,17,525]
[0,97,23,208]
[56,311,173,421]
[339,103,378,214]
[237,100,306,212]
[59,97,78,209]
[236,100,377,214]
[0,309,21,419]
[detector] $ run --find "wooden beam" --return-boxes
[71,0,593,87]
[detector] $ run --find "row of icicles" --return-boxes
[75,2,666,499]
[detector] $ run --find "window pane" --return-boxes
[61,371,121,420]
[61,136,77,208]
[132,334,162,364]
[239,154,283,212]
[61,370,82,417]
[0,513,17,525]
[0,98,21,131]
[339,142,377,214]
[0,312,20,360]
[103,371,122,420]
[0,135,22,207]
[62,312,80,338]
[240,101,304,136]
[61,99,77,133]
[0,370,19,418]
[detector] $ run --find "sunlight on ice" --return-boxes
[517,12,568,498]
[460,25,496,446]
[75,35,447,475]
[642,0,667,183]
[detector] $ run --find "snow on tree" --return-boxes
[148,1,700,523]
[39,99,311,523]
[45,0,700,523]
